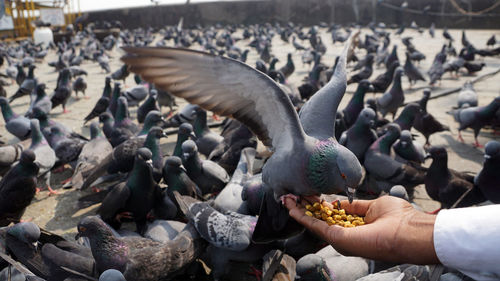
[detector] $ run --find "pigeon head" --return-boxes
[389,185,410,201]
[144,110,164,126]
[428,146,447,161]
[99,269,126,281]
[20,150,37,164]
[149,89,158,98]
[357,108,376,127]
[35,83,47,96]
[7,222,40,247]
[76,216,114,240]
[484,141,500,160]
[394,67,404,78]
[90,122,103,139]
[165,156,183,168]
[307,140,362,202]
[423,88,431,97]
[399,130,413,147]
[181,140,198,160]
[178,123,196,139]
[397,103,421,121]
[357,80,374,93]
[99,112,114,123]
[105,76,111,84]
[146,126,167,139]
[296,254,331,281]
[0,97,8,106]
[136,147,153,166]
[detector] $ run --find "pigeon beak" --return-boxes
[75,233,81,240]
[162,132,168,138]
[183,152,190,159]
[189,133,197,140]
[424,153,432,160]
[345,186,355,204]
[368,84,375,92]
[401,141,408,146]
[369,120,375,127]
[32,241,39,250]
[146,159,153,167]
[484,154,491,159]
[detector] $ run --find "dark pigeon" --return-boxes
[475,140,500,203]
[413,89,450,146]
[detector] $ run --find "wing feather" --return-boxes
[121,47,304,149]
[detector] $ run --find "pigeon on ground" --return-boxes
[0,97,31,140]
[15,65,26,87]
[213,147,256,214]
[404,52,426,86]
[378,103,421,134]
[76,216,206,280]
[474,140,500,203]
[181,140,230,195]
[347,54,374,84]
[111,64,130,84]
[384,45,399,69]
[364,123,426,195]
[457,81,477,108]
[85,97,110,125]
[175,192,257,251]
[376,67,405,119]
[443,27,454,41]
[50,68,72,114]
[339,108,377,163]
[428,46,447,85]
[0,151,39,226]
[425,146,485,209]
[122,37,362,243]
[393,130,426,164]
[463,61,485,74]
[429,24,435,38]
[28,119,57,195]
[109,97,139,147]
[26,83,52,118]
[10,65,37,103]
[137,90,160,123]
[122,85,148,107]
[342,80,374,128]
[99,148,165,234]
[296,246,369,281]
[99,112,115,139]
[162,156,201,198]
[486,35,496,47]
[450,97,500,147]
[371,61,399,93]
[45,126,85,165]
[108,82,122,118]
[192,106,224,157]
[67,122,113,190]
[279,53,295,79]
[72,76,88,99]
[413,89,449,146]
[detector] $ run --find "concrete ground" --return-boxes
[0,27,499,240]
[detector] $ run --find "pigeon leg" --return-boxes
[62,108,70,114]
[212,114,221,121]
[91,186,102,193]
[247,265,262,281]
[61,177,72,185]
[116,212,134,222]
[83,95,90,100]
[473,139,484,148]
[458,131,465,143]
[427,207,441,214]
[47,186,59,196]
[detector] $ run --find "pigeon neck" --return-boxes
[478,102,500,120]
[143,135,161,167]
[139,119,155,136]
[0,102,16,121]
[419,95,429,112]
[390,73,403,95]
[102,82,112,98]
[378,133,399,155]
[115,103,128,123]
[193,111,209,136]
[27,67,35,79]
[89,229,128,274]
[128,160,154,192]
[395,111,415,128]
[30,126,45,148]
[37,117,49,130]
[173,134,189,158]
[184,153,202,172]
[306,140,337,193]
[347,85,368,110]
[90,126,103,139]
[269,59,278,71]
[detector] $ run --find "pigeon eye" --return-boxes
[78,226,86,232]
[341,173,346,179]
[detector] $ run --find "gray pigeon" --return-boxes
[413,89,450,146]
[213,147,256,214]
[76,216,206,280]
[356,264,430,281]
[404,52,426,86]
[26,83,52,118]
[122,37,362,244]
[363,123,426,195]
[389,185,410,201]
[122,85,148,107]
[67,122,113,190]
[100,269,126,281]
[144,220,186,243]
[457,81,477,108]
[45,126,85,165]
[450,97,500,147]
[296,246,370,281]
[110,97,139,147]
[192,106,224,157]
[376,67,405,119]
[137,90,160,124]
[0,143,24,176]
[175,192,257,251]
[28,119,57,195]
[393,130,426,164]
[339,108,377,163]
[181,140,230,195]
[0,97,31,140]
[172,123,197,158]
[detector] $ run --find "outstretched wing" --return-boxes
[121,47,304,149]
[298,36,351,140]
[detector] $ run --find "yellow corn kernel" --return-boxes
[313,202,321,210]
[333,215,342,221]
[345,223,355,228]
[305,205,313,211]
[325,209,333,216]
[321,213,329,221]
[341,214,347,220]
[335,221,344,227]
[346,215,354,222]
[339,209,346,216]
[332,208,339,214]
[305,211,313,217]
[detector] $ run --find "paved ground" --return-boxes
[0,27,499,239]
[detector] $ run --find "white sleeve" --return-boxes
[433,205,500,281]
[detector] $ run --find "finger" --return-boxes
[339,200,373,216]
[302,195,321,205]
[288,207,331,240]
[284,197,300,210]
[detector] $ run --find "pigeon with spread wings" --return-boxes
[121,38,362,242]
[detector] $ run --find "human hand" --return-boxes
[284,195,439,264]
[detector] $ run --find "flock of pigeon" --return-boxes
[0,17,499,281]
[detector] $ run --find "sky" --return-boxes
[78,0,242,12]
